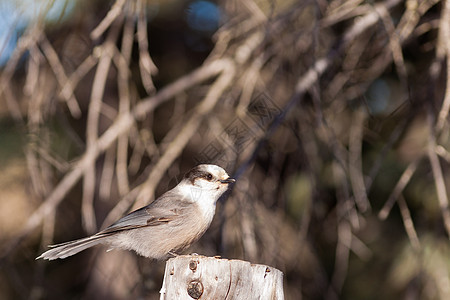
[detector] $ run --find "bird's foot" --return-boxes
[168,251,179,257]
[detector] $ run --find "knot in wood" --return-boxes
[189,260,198,272]
[187,280,203,299]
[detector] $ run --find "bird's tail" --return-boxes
[36,234,108,260]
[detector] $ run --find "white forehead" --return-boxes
[198,164,228,177]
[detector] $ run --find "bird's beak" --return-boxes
[220,177,235,184]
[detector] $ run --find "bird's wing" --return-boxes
[100,192,188,234]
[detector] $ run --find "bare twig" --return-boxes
[427,111,450,237]
[0,26,43,122]
[348,107,370,212]
[114,7,135,197]
[40,34,81,118]
[378,159,420,220]
[235,0,405,182]
[436,145,450,163]
[236,55,265,116]
[58,54,98,105]
[398,195,421,251]
[137,0,157,94]
[5,57,235,247]
[99,145,116,201]
[436,0,450,131]
[3,0,449,298]
[83,19,122,234]
[366,119,409,191]
[134,59,236,208]
[90,0,126,40]
[376,3,408,89]
[328,220,351,297]
[349,234,372,260]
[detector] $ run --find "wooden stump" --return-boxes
[160,255,284,299]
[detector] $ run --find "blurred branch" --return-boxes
[427,110,450,237]
[115,6,135,197]
[376,3,408,90]
[322,161,352,299]
[235,0,404,182]
[378,159,419,220]
[436,0,450,132]
[7,57,235,248]
[436,145,450,163]
[348,107,370,212]
[58,53,98,106]
[134,59,236,208]
[2,0,450,298]
[398,195,421,251]
[366,119,408,191]
[90,0,126,40]
[99,145,116,201]
[0,26,43,123]
[137,0,157,94]
[40,34,81,118]
[83,18,122,234]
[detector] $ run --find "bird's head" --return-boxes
[178,164,235,204]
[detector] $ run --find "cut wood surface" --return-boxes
[160,255,284,300]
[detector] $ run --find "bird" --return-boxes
[37,164,235,260]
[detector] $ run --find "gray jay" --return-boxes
[37,164,234,260]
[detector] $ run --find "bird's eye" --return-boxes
[205,173,213,181]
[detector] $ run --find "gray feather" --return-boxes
[37,193,186,260]
[36,164,232,260]
[36,235,107,260]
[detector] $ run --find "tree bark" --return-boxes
[160,255,284,299]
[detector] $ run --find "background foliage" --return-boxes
[1,0,450,299]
